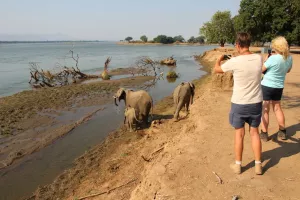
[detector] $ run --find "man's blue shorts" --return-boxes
[229,102,262,129]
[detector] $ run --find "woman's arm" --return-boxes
[287,57,293,73]
[262,65,268,73]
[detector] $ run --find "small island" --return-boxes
[117,35,206,46]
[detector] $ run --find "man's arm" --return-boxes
[214,55,225,73]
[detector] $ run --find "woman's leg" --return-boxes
[261,101,271,132]
[272,101,287,140]
[272,101,285,130]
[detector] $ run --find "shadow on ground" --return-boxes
[244,123,300,173]
[282,94,300,109]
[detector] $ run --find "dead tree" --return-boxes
[28,50,99,88]
[133,57,164,90]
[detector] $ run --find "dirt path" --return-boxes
[28,50,300,200]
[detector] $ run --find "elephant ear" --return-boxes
[189,82,195,90]
[119,88,127,99]
[114,88,126,106]
[189,82,195,105]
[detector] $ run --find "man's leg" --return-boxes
[235,127,245,162]
[250,127,262,161]
[230,127,245,174]
[250,126,263,175]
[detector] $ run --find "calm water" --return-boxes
[0,42,213,97]
[0,42,215,200]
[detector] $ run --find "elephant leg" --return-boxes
[174,100,184,120]
[185,102,190,116]
[127,121,130,131]
[141,115,148,128]
[186,101,190,112]
[129,121,133,132]
[174,102,178,114]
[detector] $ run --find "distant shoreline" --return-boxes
[116,41,210,46]
[0,40,105,44]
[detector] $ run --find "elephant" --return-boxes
[114,88,153,126]
[173,82,195,120]
[124,106,141,132]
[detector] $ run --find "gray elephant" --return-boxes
[173,82,195,120]
[124,106,141,132]
[114,88,153,125]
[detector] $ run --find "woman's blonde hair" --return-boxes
[271,36,289,60]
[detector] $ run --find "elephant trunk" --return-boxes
[114,96,118,106]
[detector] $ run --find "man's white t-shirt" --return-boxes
[221,54,263,104]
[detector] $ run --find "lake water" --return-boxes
[0,42,216,200]
[0,42,214,97]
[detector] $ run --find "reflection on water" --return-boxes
[0,43,216,200]
[167,77,177,83]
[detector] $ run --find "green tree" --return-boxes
[153,35,174,44]
[187,36,196,43]
[125,37,133,42]
[173,35,185,42]
[200,11,234,47]
[188,36,205,44]
[140,35,148,42]
[234,0,300,45]
[195,36,205,44]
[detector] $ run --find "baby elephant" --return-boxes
[124,106,141,132]
[173,82,195,121]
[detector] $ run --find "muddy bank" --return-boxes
[0,76,153,169]
[23,55,211,200]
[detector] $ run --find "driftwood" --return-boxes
[28,51,112,88]
[76,178,138,200]
[101,57,112,80]
[141,146,165,162]
[212,171,223,184]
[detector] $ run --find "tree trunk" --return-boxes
[220,42,225,47]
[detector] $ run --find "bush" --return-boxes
[166,71,178,78]
[153,35,175,44]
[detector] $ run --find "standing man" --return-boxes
[214,33,263,175]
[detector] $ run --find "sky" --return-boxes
[0,0,241,41]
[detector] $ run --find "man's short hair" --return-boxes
[236,33,251,48]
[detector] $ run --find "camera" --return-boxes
[267,49,272,54]
[267,49,272,58]
[224,55,232,60]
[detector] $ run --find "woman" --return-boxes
[260,36,293,142]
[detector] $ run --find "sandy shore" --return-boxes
[26,49,300,200]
